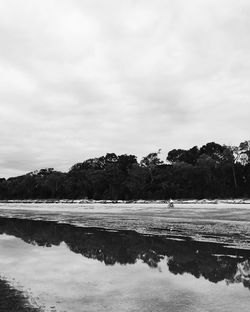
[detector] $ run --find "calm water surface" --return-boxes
[0,215,250,312]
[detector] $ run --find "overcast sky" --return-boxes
[1,0,250,178]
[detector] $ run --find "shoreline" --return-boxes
[1,199,250,204]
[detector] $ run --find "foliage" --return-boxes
[1,142,250,199]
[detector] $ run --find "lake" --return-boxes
[0,203,250,311]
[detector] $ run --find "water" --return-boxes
[0,204,250,311]
[1,203,250,246]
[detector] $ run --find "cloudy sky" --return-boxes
[1,0,250,178]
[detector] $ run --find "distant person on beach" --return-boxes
[168,199,174,208]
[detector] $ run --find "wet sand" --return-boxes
[1,204,250,311]
[1,203,250,247]
[0,277,42,312]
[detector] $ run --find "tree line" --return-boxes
[1,141,250,200]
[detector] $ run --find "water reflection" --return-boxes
[0,216,250,289]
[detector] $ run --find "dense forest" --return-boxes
[1,141,250,200]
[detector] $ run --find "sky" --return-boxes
[1,0,250,178]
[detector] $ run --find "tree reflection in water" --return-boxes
[0,217,250,289]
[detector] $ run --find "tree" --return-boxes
[167,146,200,165]
[239,141,250,165]
[167,149,186,164]
[117,154,138,174]
[104,153,118,165]
[200,142,227,163]
[140,150,163,168]
[223,145,240,195]
[140,150,163,187]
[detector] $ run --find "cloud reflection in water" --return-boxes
[0,217,250,312]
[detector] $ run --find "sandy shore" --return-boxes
[0,199,250,204]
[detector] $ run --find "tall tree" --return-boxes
[140,150,163,185]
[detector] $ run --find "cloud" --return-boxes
[1,0,250,177]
